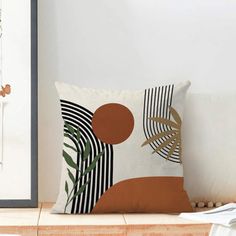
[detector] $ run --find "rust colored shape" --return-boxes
[92,177,193,214]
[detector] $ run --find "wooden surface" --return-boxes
[0,203,41,236]
[0,203,41,226]
[38,225,211,236]
[39,203,126,226]
[0,202,212,236]
[0,226,37,236]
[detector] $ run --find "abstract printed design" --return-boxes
[92,103,134,144]
[142,107,182,163]
[143,85,182,163]
[63,123,104,213]
[54,82,190,214]
[61,101,136,213]
[61,100,113,213]
[91,177,192,213]
[61,86,182,212]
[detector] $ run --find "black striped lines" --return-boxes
[61,100,113,213]
[143,85,181,163]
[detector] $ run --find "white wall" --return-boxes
[38,0,236,202]
[0,0,31,200]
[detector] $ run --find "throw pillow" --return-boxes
[52,81,192,214]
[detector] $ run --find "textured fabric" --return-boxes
[52,81,192,214]
[183,94,236,203]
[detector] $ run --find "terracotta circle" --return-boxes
[92,103,134,145]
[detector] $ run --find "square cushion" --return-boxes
[52,81,192,214]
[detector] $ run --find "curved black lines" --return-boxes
[155,85,179,158]
[154,85,176,155]
[143,85,181,163]
[160,86,180,157]
[153,85,177,156]
[146,89,158,153]
[62,116,95,213]
[61,101,99,213]
[143,90,159,155]
[159,85,180,154]
[65,114,96,213]
[62,105,104,213]
[156,85,180,157]
[60,100,113,213]
[62,104,100,213]
[144,87,177,160]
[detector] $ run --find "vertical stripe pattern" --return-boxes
[143,85,181,163]
[61,100,113,213]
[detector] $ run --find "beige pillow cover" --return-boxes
[52,81,192,214]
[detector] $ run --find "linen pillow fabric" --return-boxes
[52,81,192,214]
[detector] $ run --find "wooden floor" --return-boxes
[0,203,211,236]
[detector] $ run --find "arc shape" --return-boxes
[60,100,114,213]
[143,85,181,163]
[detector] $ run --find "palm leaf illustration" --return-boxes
[148,117,180,129]
[142,107,182,162]
[169,107,182,126]
[141,130,177,147]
